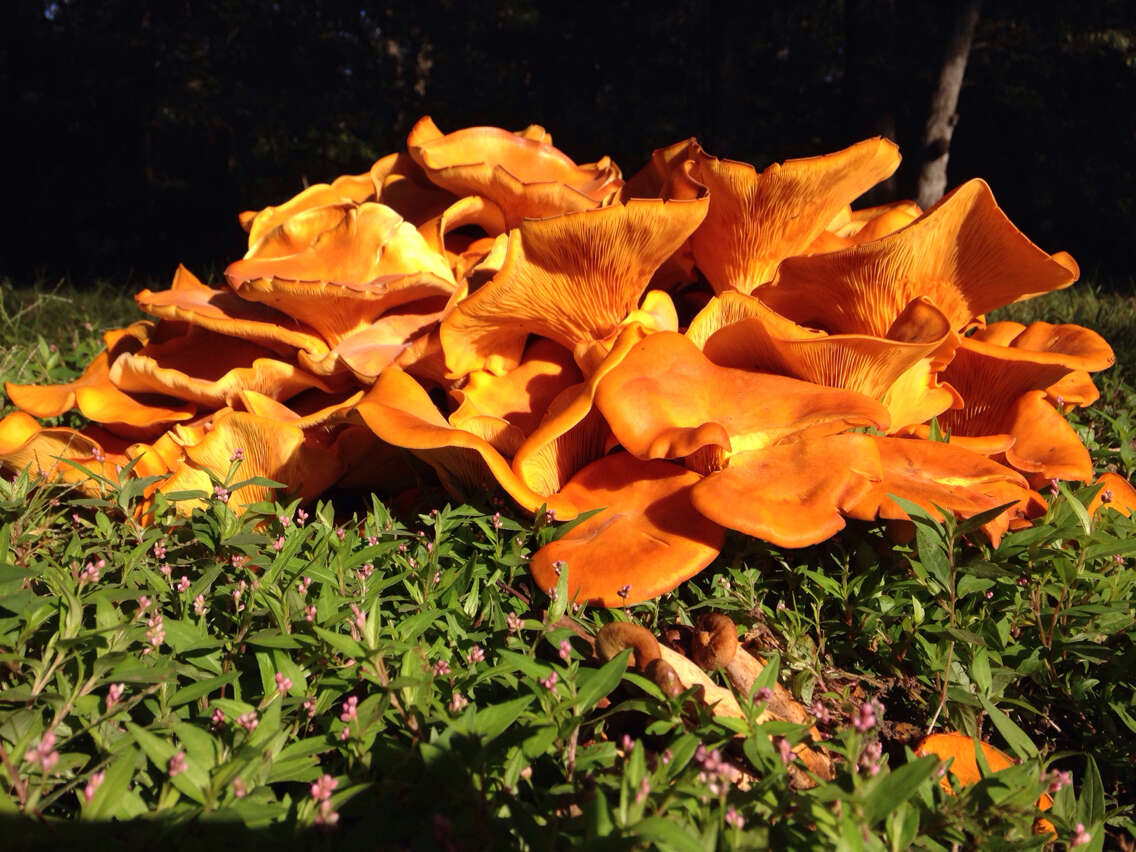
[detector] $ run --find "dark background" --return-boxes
[4,0,1134,286]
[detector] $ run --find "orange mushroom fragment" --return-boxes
[1086,472,1136,518]
[759,179,1080,336]
[914,732,1053,816]
[407,116,623,227]
[239,170,377,246]
[439,195,709,378]
[529,452,725,606]
[594,331,890,464]
[674,136,900,293]
[690,434,883,548]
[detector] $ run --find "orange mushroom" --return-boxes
[758,179,1080,337]
[407,116,623,227]
[664,136,900,293]
[529,452,725,606]
[915,732,1053,817]
[239,170,377,246]
[594,331,890,465]
[1086,472,1136,518]
[439,195,709,378]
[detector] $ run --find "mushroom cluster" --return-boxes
[3,118,1131,605]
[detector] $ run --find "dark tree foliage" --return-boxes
[3,0,1133,284]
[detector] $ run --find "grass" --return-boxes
[1,277,1135,850]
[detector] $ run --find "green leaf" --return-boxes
[1076,755,1105,827]
[169,672,240,708]
[1056,480,1093,535]
[978,695,1037,759]
[633,816,705,852]
[863,755,938,826]
[473,695,534,742]
[83,746,140,820]
[125,722,207,804]
[574,648,629,714]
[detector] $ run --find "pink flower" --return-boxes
[297,576,312,594]
[213,485,229,502]
[634,776,651,803]
[304,604,317,622]
[106,682,126,712]
[78,561,100,584]
[310,773,338,801]
[1047,769,1072,794]
[302,698,317,718]
[278,514,291,528]
[168,750,187,778]
[82,770,105,803]
[852,699,882,733]
[159,562,172,578]
[233,777,247,798]
[339,696,358,722]
[229,448,245,463]
[467,645,485,665]
[448,691,469,713]
[725,807,744,830]
[558,639,572,662]
[358,562,374,580]
[335,526,346,540]
[273,535,286,552]
[296,508,309,527]
[491,512,502,531]
[24,731,59,772]
[275,672,293,693]
[540,670,559,691]
[433,659,451,677]
[236,711,258,732]
[176,576,191,593]
[153,541,167,559]
[775,736,794,765]
[1071,823,1091,847]
[211,707,225,728]
[755,686,772,702]
[350,603,366,632]
[506,612,523,633]
[193,594,206,615]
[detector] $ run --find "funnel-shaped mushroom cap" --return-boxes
[690,434,883,548]
[844,436,1030,544]
[529,452,724,606]
[0,412,135,494]
[510,325,645,497]
[680,137,900,293]
[353,365,578,518]
[702,295,960,432]
[407,116,624,227]
[135,282,327,356]
[370,151,458,227]
[225,202,456,345]
[418,195,507,272]
[758,180,1080,336]
[240,171,376,246]
[448,339,583,456]
[595,331,890,462]
[108,329,343,408]
[937,329,1110,482]
[1087,472,1136,518]
[6,322,152,417]
[235,388,365,430]
[159,410,350,514]
[440,195,709,378]
[813,200,923,251]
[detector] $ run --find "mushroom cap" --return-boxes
[758,179,1079,336]
[678,137,901,293]
[690,613,740,670]
[407,116,623,227]
[439,195,709,379]
[690,434,883,548]
[915,731,1053,809]
[595,622,661,672]
[595,331,890,462]
[529,452,725,607]
[240,170,377,246]
[1087,472,1136,518]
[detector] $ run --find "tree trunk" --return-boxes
[915,0,982,209]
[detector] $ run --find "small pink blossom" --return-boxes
[350,603,366,632]
[506,612,523,633]
[1047,769,1072,794]
[755,686,772,702]
[275,672,293,693]
[315,800,339,826]
[302,697,317,717]
[634,776,651,803]
[339,695,358,722]
[168,750,187,778]
[358,562,374,580]
[852,699,882,733]
[233,777,247,798]
[775,736,794,766]
[193,594,206,615]
[310,773,338,801]
[138,595,151,611]
[304,604,317,622]
[725,807,744,830]
[82,770,105,803]
[236,711,258,732]
[229,448,245,463]
[810,700,831,725]
[1071,823,1091,847]
[339,726,351,741]
[214,485,229,502]
[211,707,225,728]
[24,731,59,772]
[176,575,191,593]
[159,562,172,578]
[433,659,451,677]
[106,682,126,712]
[278,514,291,528]
[558,639,572,662]
[448,691,469,713]
[296,508,309,526]
[79,561,100,584]
[491,512,502,531]
[467,645,485,665]
[297,576,312,594]
[616,583,631,600]
[273,535,286,552]
[153,541,167,559]
[540,670,558,691]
